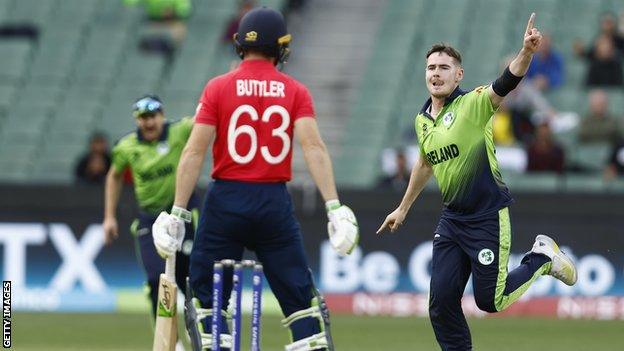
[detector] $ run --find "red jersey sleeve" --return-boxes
[293,83,315,120]
[195,78,219,126]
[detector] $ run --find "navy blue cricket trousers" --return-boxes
[429,208,551,351]
[190,180,321,343]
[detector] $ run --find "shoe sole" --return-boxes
[536,234,577,286]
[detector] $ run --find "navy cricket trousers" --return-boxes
[190,180,321,342]
[429,207,551,351]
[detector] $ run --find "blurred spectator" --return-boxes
[125,0,191,22]
[75,132,112,185]
[578,89,622,143]
[284,0,307,13]
[526,123,565,173]
[222,1,256,71]
[600,13,624,54]
[378,149,411,191]
[574,13,624,87]
[126,0,192,58]
[223,1,256,44]
[526,34,564,91]
[574,13,624,56]
[497,55,556,143]
[492,105,516,146]
[604,138,624,179]
[619,11,624,38]
[282,0,308,19]
[503,81,556,143]
[598,12,624,52]
[581,34,623,87]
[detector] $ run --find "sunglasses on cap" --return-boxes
[133,97,163,118]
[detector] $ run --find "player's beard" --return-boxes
[141,126,162,141]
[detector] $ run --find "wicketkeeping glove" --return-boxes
[152,206,191,258]
[326,200,359,256]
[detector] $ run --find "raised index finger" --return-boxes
[525,12,536,34]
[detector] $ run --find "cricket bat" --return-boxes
[152,256,177,351]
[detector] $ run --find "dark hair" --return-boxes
[89,131,108,143]
[242,46,278,59]
[426,43,462,64]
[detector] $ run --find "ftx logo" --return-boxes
[0,224,106,291]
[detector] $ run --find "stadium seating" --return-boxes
[336,0,624,191]
[333,0,425,187]
[0,0,622,192]
[0,39,32,84]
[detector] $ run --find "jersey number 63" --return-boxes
[227,104,290,165]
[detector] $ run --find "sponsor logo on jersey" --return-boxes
[137,164,174,182]
[425,144,459,165]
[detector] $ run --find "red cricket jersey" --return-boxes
[195,59,315,182]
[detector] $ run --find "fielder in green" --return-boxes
[377,14,577,350]
[102,95,198,327]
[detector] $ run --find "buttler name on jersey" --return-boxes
[236,79,286,98]
[426,144,460,165]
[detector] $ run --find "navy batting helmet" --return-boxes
[233,6,291,65]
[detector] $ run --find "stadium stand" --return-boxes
[339,0,624,191]
[285,0,387,186]
[0,0,622,192]
[333,0,422,187]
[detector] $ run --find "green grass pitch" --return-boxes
[12,312,624,350]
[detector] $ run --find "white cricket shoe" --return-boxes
[531,234,577,286]
[175,340,185,351]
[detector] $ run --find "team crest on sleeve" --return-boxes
[442,112,455,128]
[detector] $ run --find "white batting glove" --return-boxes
[152,206,191,258]
[326,200,359,256]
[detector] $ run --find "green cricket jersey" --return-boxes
[415,86,512,219]
[111,118,193,214]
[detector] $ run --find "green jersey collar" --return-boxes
[137,122,170,143]
[419,86,467,119]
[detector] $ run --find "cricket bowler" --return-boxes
[377,13,577,351]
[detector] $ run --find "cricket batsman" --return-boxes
[103,96,198,332]
[377,13,577,350]
[151,6,358,351]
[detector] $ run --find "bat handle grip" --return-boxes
[165,256,176,282]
